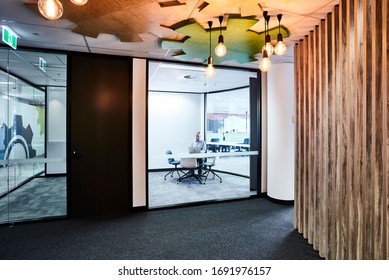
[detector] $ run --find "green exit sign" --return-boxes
[2,26,17,49]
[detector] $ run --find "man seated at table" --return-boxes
[190,131,206,175]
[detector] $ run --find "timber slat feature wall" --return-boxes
[294,0,388,260]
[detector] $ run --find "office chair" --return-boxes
[177,157,202,186]
[239,138,250,151]
[243,138,250,151]
[164,150,183,180]
[209,138,220,152]
[201,156,222,184]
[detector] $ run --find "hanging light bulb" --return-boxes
[205,21,216,78]
[215,16,227,57]
[206,56,216,77]
[259,49,272,72]
[275,14,287,55]
[70,0,88,6]
[262,42,274,56]
[275,38,287,55]
[262,15,274,56]
[38,0,63,20]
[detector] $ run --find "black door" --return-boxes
[68,54,132,217]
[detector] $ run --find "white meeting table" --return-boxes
[163,150,258,159]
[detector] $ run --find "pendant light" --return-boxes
[275,14,287,55]
[259,49,272,72]
[262,15,274,56]
[38,0,87,20]
[70,0,88,5]
[205,21,216,78]
[38,0,63,20]
[259,12,271,72]
[215,16,227,57]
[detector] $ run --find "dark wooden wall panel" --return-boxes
[343,0,352,259]
[294,0,388,259]
[385,0,389,260]
[354,0,365,260]
[294,43,299,229]
[326,12,334,259]
[314,25,321,252]
[372,0,381,259]
[364,0,373,260]
[348,0,357,259]
[308,30,314,245]
[319,19,327,258]
[294,43,299,230]
[303,35,309,240]
[333,5,342,260]
[339,0,348,260]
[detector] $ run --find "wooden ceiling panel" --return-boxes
[200,0,263,17]
[0,0,340,69]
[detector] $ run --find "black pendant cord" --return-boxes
[208,21,213,57]
[219,15,223,36]
[263,11,268,39]
[277,14,282,34]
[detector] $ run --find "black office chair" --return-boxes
[164,150,183,180]
[201,156,222,184]
[209,138,220,152]
[239,138,250,151]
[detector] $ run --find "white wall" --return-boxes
[266,63,295,201]
[148,92,204,169]
[47,87,66,174]
[132,58,147,207]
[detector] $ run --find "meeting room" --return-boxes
[147,61,260,208]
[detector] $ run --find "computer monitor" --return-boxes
[188,146,201,154]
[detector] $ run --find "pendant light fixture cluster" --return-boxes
[259,11,288,72]
[38,0,88,20]
[205,16,228,78]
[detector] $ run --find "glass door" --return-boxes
[205,89,251,176]
[0,48,67,224]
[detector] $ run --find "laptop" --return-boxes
[188,146,201,154]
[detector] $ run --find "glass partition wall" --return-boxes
[148,61,258,208]
[0,48,67,224]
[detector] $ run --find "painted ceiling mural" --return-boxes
[27,0,290,64]
[161,18,288,64]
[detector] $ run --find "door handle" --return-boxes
[72,150,83,159]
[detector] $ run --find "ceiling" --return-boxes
[0,1,342,176]
[0,0,339,69]
[149,61,257,93]
[0,0,339,101]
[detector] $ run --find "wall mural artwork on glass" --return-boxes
[0,115,36,163]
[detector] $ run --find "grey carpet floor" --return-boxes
[0,176,67,224]
[0,197,322,260]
